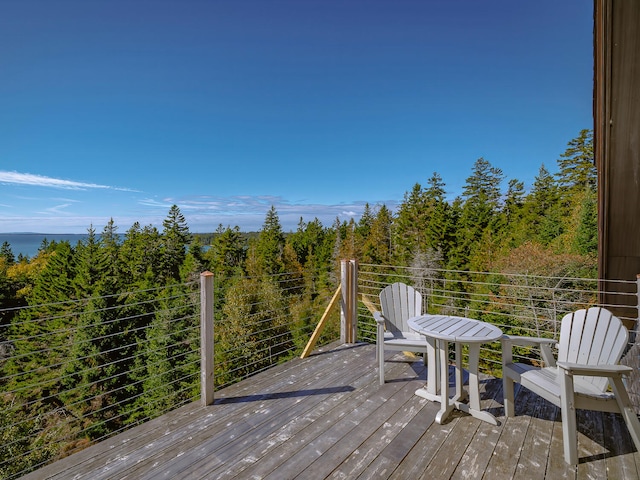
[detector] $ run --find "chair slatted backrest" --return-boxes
[379,283,422,334]
[557,307,629,392]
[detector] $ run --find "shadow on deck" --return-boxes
[21,342,640,479]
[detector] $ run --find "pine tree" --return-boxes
[452,158,504,269]
[61,222,130,439]
[1,242,15,266]
[556,129,595,198]
[134,282,199,421]
[74,226,108,297]
[499,179,526,247]
[393,183,428,265]
[573,190,598,256]
[204,225,246,279]
[356,203,375,241]
[5,240,77,444]
[161,205,191,282]
[249,206,285,276]
[523,164,562,246]
[362,205,393,266]
[120,223,162,284]
[424,172,453,261]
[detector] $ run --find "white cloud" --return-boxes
[0,171,136,192]
[41,203,74,215]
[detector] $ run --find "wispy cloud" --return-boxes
[40,203,74,215]
[137,195,399,231]
[0,171,137,192]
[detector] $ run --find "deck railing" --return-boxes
[0,269,340,479]
[1,261,639,478]
[358,263,638,355]
[355,262,640,405]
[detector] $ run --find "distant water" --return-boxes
[0,233,90,259]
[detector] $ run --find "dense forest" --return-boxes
[0,129,596,477]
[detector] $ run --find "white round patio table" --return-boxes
[408,314,503,425]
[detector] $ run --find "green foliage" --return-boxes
[573,189,598,256]
[161,205,192,281]
[246,206,285,276]
[215,275,292,385]
[556,129,596,197]
[204,224,246,279]
[1,242,15,266]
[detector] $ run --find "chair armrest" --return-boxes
[501,335,557,367]
[556,361,632,378]
[373,311,386,325]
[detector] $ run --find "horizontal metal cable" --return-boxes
[2,314,199,385]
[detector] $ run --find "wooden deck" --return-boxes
[21,342,640,479]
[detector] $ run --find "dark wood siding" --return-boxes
[595,0,640,321]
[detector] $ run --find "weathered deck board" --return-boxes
[20,342,640,480]
[449,377,504,479]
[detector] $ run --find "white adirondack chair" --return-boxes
[375,282,431,385]
[502,307,640,464]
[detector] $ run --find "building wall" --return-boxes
[594,0,640,411]
[595,0,640,321]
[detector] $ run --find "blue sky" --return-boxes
[0,0,593,234]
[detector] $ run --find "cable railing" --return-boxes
[3,262,639,478]
[0,269,341,479]
[356,262,640,403]
[0,284,201,479]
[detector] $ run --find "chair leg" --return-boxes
[611,377,640,453]
[378,341,385,385]
[559,369,579,465]
[377,323,385,385]
[503,374,515,417]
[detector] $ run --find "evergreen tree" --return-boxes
[572,190,598,256]
[25,241,76,313]
[451,158,504,269]
[499,179,526,247]
[5,241,76,433]
[134,282,199,421]
[503,179,525,225]
[356,203,375,241]
[120,223,162,284]
[337,218,358,261]
[74,226,108,297]
[393,183,428,265]
[101,218,122,275]
[248,206,285,276]
[161,205,191,281]
[62,222,130,438]
[424,172,452,261]
[217,274,291,385]
[286,217,332,295]
[523,164,562,245]
[205,225,246,279]
[556,129,596,197]
[361,205,393,266]
[1,242,15,266]
[0,257,11,327]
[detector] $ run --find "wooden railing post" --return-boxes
[340,260,349,343]
[340,259,358,344]
[200,271,215,406]
[350,259,358,343]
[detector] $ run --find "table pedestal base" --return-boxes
[415,341,500,426]
[452,401,499,425]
